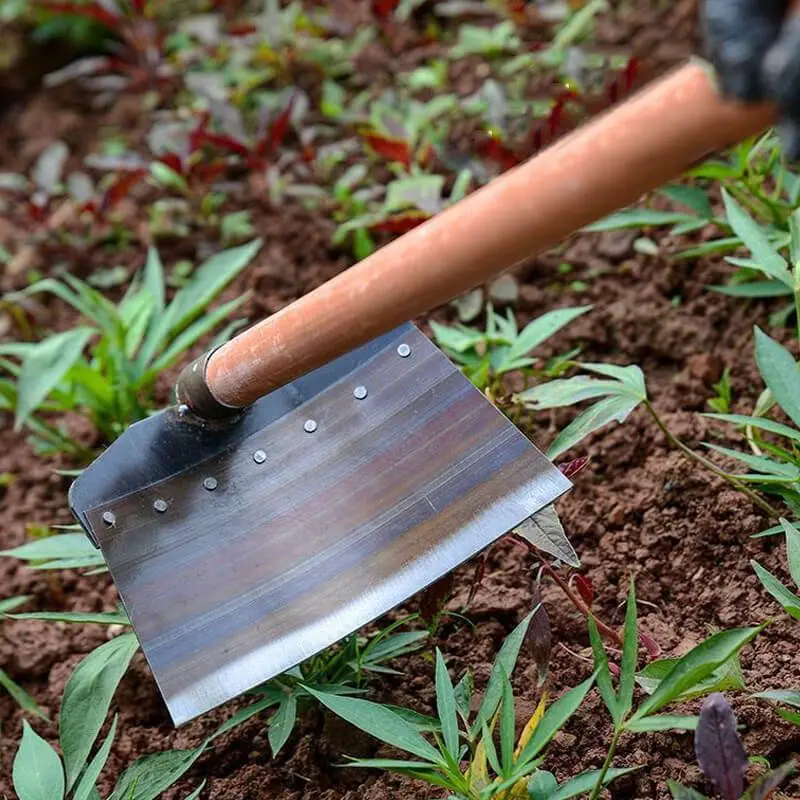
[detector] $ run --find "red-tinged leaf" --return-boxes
[506,0,526,24]
[370,213,429,234]
[694,693,748,800]
[622,57,639,92]
[573,574,594,607]
[526,586,552,687]
[639,630,662,659]
[100,169,145,211]
[157,153,184,174]
[41,2,120,28]
[130,0,146,13]
[194,130,250,159]
[558,456,590,480]
[301,145,316,165]
[192,161,226,184]
[749,761,796,800]
[28,201,47,223]
[476,136,519,171]
[419,572,455,625]
[258,95,295,156]
[226,21,258,36]
[362,133,412,169]
[372,0,399,19]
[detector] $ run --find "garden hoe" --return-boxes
[69,59,785,726]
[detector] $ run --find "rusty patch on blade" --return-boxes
[86,327,570,724]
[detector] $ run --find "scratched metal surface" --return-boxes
[85,327,570,724]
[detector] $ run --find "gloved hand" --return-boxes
[704,0,800,159]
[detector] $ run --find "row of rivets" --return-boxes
[101,343,414,524]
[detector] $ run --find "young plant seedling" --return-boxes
[586,579,767,800]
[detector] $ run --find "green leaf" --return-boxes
[751,560,800,619]
[753,689,800,708]
[142,247,165,313]
[209,694,282,742]
[707,281,793,298]
[625,714,698,732]
[341,758,440,771]
[499,665,515,777]
[500,306,592,370]
[754,328,800,429]
[0,668,48,719]
[588,615,619,725]
[472,611,533,734]
[547,394,643,459]
[517,674,596,764]
[385,175,444,215]
[777,708,800,726]
[704,443,800,478]
[659,184,713,218]
[268,694,297,756]
[15,328,93,429]
[61,633,140,790]
[528,770,558,799]
[481,721,502,777]
[13,721,65,800]
[667,781,709,799]
[0,534,98,562]
[580,363,647,396]
[635,657,745,701]
[585,209,697,232]
[182,782,206,800]
[704,413,800,444]
[631,626,763,721]
[434,650,459,760]
[516,376,624,409]
[72,715,117,800]
[618,579,638,722]
[721,190,792,288]
[108,746,207,800]
[10,610,129,626]
[305,688,443,763]
[0,594,31,614]
[549,766,640,799]
[454,670,473,727]
[780,517,800,588]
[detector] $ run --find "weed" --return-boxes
[308,612,630,799]
[430,304,591,395]
[586,581,767,799]
[708,368,733,414]
[0,239,260,453]
[667,693,795,799]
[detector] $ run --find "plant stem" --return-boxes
[643,401,780,518]
[588,726,623,800]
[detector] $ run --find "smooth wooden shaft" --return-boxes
[206,61,776,408]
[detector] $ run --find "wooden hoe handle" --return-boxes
[177,60,779,417]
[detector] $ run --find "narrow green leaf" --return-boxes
[305,688,443,764]
[625,714,698,732]
[434,650,459,760]
[516,376,623,410]
[61,633,140,790]
[659,184,713,218]
[751,560,800,619]
[13,721,65,800]
[777,708,800,725]
[754,328,800,429]
[268,695,297,756]
[550,766,640,799]
[108,745,207,800]
[142,247,165,313]
[339,758,439,770]
[667,780,709,799]
[753,689,800,708]
[704,413,800,444]
[703,443,799,478]
[0,594,32,614]
[780,518,800,588]
[481,721,502,777]
[472,611,533,733]
[618,579,638,722]
[209,694,281,742]
[454,670,473,727]
[631,626,763,720]
[182,782,206,800]
[721,190,791,287]
[501,306,592,369]
[528,770,558,799]
[72,715,117,800]
[580,363,647,396]
[708,281,793,298]
[585,209,697,232]
[0,668,48,719]
[15,328,93,429]
[0,533,97,562]
[588,615,619,725]
[499,665,515,777]
[547,394,642,459]
[10,610,129,626]
[517,674,596,764]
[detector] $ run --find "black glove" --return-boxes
[704,0,800,159]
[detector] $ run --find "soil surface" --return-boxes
[2,1,799,799]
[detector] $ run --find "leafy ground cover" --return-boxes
[1,0,799,798]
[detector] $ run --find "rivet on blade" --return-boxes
[153,498,168,513]
[203,477,218,491]
[102,511,116,527]
[397,343,411,358]
[353,385,368,400]
[253,450,267,464]
[304,419,318,433]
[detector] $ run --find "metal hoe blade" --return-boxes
[70,324,570,725]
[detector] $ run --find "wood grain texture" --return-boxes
[89,328,569,724]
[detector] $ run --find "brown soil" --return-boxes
[2,1,799,799]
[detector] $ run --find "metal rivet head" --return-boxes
[102,511,116,527]
[153,499,168,513]
[203,477,218,491]
[397,343,411,358]
[253,450,267,464]
[353,385,368,400]
[304,419,318,433]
